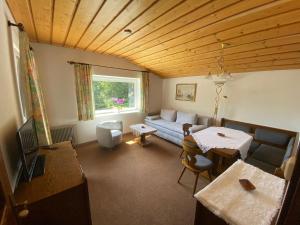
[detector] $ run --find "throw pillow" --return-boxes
[160,109,177,122]
[176,111,197,125]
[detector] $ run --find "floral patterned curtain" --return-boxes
[141,71,149,113]
[73,64,95,121]
[19,31,32,118]
[19,31,52,146]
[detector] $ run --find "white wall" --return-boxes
[31,43,162,144]
[162,70,300,132]
[0,0,22,190]
[162,76,216,116]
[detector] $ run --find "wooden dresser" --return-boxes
[13,142,92,225]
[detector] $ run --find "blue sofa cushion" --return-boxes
[254,128,290,146]
[252,144,286,167]
[146,119,184,134]
[176,111,197,125]
[160,109,176,122]
[145,120,184,139]
[245,157,276,174]
[224,122,251,133]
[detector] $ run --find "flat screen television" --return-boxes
[16,117,46,182]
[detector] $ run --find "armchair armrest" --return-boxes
[274,168,284,179]
[98,120,123,131]
[145,115,160,121]
[189,125,207,134]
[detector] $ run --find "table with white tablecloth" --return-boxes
[192,127,253,160]
[194,160,286,225]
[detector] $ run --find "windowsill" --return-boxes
[95,109,141,117]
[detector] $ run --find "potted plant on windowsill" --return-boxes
[112,97,125,113]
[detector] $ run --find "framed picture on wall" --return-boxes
[176,83,197,101]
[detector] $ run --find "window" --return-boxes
[93,75,141,114]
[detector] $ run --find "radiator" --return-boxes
[50,125,76,145]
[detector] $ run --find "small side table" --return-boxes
[130,124,157,146]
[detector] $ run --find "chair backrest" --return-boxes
[182,140,202,168]
[182,123,192,136]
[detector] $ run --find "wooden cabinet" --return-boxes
[13,142,92,225]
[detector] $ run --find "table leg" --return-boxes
[139,134,151,147]
[140,134,146,145]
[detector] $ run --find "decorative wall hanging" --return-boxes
[176,83,197,101]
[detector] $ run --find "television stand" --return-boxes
[13,141,92,225]
[32,154,46,178]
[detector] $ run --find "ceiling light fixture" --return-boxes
[206,42,233,124]
[123,29,132,35]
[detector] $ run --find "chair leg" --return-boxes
[179,150,184,158]
[193,173,200,194]
[178,167,186,183]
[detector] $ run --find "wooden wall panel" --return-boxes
[145,35,300,75]
[6,0,300,77]
[127,0,300,61]
[30,0,53,43]
[64,0,105,47]
[107,0,241,56]
[52,0,78,45]
[100,0,215,54]
[6,0,37,41]
[115,0,275,57]
[76,0,131,49]
[86,0,159,52]
[132,7,300,63]
[95,0,184,53]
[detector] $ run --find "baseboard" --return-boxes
[75,132,133,148]
[75,140,98,148]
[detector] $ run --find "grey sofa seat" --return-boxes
[250,144,286,167]
[245,157,277,174]
[248,140,261,156]
[222,118,297,174]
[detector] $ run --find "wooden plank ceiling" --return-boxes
[6,0,300,77]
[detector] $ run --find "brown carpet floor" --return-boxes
[76,134,210,225]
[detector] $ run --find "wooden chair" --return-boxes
[178,140,213,194]
[179,123,193,158]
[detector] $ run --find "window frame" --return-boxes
[92,75,141,115]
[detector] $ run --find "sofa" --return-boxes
[221,118,298,174]
[145,109,211,146]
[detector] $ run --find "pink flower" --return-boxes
[112,97,125,105]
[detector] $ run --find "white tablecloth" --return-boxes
[195,160,286,225]
[130,124,157,136]
[191,127,253,159]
